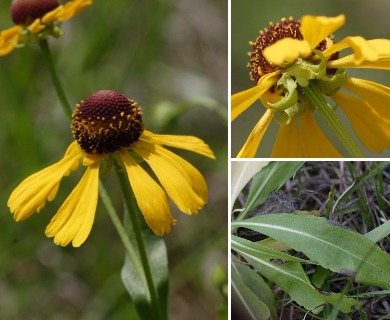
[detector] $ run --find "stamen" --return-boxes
[71,90,144,155]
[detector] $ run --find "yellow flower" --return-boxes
[232,14,390,157]
[8,90,215,247]
[0,0,92,56]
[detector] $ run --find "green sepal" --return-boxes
[285,50,327,87]
[318,69,348,96]
[268,75,298,111]
[17,23,63,48]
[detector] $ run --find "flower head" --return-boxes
[0,0,92,56]
[232,15,390,157]
[8,90,215,247]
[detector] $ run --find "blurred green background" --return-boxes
[232,0,390,157]
[0,0,227,319]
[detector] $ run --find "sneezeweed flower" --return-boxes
[8,90,215,247]
[232,14,390,157]
[0,0,92,56]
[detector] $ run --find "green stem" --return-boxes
[98,181,144,273]
[114,162,162,320]
[39,39,72,121]
[302,81,365,157]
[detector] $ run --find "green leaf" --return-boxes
[239,161,304,218]
[232,255,278,320]
[121,208,169,320]
[232,235,309,263]
[231,261,272,320]
[232,236,360,313]
[365,220,390,243]
[233,214,390,289]
[311,265,332,289]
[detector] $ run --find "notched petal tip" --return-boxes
[8,143,82,222]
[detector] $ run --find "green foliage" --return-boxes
[235,161,304,220]
[232,161,390,319]
[234,214,390,288]
[0,0,227,319]
[121,207,169,320]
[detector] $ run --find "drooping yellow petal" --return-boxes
[327,39,390,70]
[140,130,215,159]
[45,162,100,247]
[8,142,82,221]
[131,141,207,215]
[57,0,93,21]
[0,42,16,56]
[232,71,280,121]
[236,109,274,158]
[119,149,175,236]
[327,56,390,70]
[333,92,390,152]
[300,14,345,49]
[342,77,390,120]
[263,38,312,66]
[324,36,382,65]
[0,26,22,56]
[300,110,343,157]
[1,25,23,41]
[271,120,302,157]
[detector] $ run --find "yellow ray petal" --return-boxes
[324,36,383,65]
[232,71,280,121]
[42,6,65,24]
[140,130,215,159]
[0,26,21,56]
[300,14,345,49]
[342,78,390,120]
[1,25,23,41]
[300,111,343,158]
[263,38,312,66]
[8,142,82,221]
[131,141,207,215]
[327,55,390,70]
[333,92,390,152]
[236,109,274,158]
[119,149,175,236]
[57,0,93,21]
[0,42,16,56]
[28,19,46,34]
[327,39,390,70]
[45,162,100,247]
[271,120,302,157]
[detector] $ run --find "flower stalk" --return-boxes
[39,39,72,120]
[302,81,364,157]
[115,163,163,320]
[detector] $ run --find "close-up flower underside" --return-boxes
[232,14,390,158]
[8,90,215,247]
[0,0,92,56]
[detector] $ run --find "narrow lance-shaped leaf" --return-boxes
[231,259,272,320]
[233,214,390,289]
[239,161,304,218]
[232,255,278,320]
[232,236,360,313]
